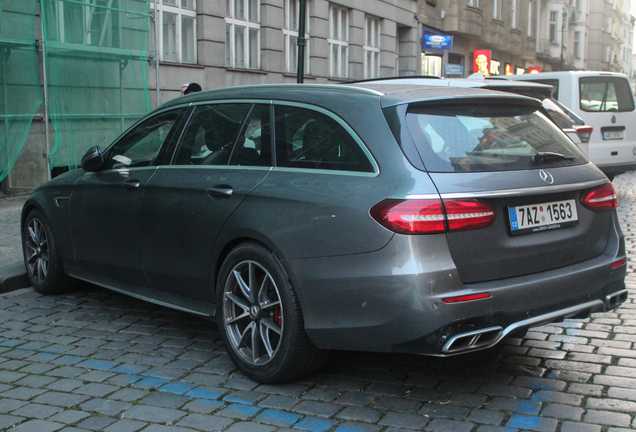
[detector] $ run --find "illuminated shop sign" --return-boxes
[473,50,491,76]
[528,67,542,74]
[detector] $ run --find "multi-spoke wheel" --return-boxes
[223,260,284,366]
[24,217,49,285]
[217,242,328,383]
[22,210,75,294]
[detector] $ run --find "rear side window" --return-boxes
[229,104,273,167]
[579,76,635,112]
[274,105,374,173]
[402,103,587,173]
[173,104,250,165]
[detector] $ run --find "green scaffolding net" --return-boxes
[0,0,44,183]
[41,0,151,171]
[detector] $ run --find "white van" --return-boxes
[506,71,636,180]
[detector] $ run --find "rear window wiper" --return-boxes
[532,152,575,163]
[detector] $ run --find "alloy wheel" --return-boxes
[222,260,284,366]
[24,218,49,285]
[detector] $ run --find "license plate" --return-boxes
[603,131,624,140]
[508,199,578,235]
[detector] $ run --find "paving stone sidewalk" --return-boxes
[0,174,634,432]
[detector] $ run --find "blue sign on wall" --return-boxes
[423,35,453,50]
[446,64,464,76]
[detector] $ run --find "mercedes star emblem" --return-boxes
[539,169,554,184]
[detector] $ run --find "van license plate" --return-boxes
[508,200,578,235]
[603,131,624,140]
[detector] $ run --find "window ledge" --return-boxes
[226,67,268,74]
[511,28,522,35]
[159,61,204,69]
[491,19,504,26]
[466,6,483,14]
[283,73,317,79]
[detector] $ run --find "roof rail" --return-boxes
[348,75,443,84]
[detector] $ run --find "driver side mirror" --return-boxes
[81,146,106,172]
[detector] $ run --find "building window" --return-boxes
[574,31,580,59]
[493,0,502,19]
[511,0,517,29]
[467,0,480,8]
[549,11,558,43]
[152,0,197,63]
[575,0,582,12]
[226,0,260,69]
[329,5,349,78]
[283,0,310,74]
[364,16,381,79]
[527,0,536,38]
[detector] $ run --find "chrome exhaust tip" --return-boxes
[441,326,503,354]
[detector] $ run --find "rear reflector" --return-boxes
[370,198,495,235]
[581,183,618,211]
[442,293,492,303]
[611,258,627,269]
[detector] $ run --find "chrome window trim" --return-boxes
[271,166,378,177]
[158,165,273,172]
[400,178,608,200]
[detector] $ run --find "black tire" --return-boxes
[23,209,77,294]
[216,242,328,383]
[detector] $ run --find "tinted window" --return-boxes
[229,104,273,167]
[579,76,635,112]
[108,109,183,169]
[173,104,250,165]
[274,105,374,173]
[403,103,587,173]
[542,98,574,130]
[523,78,560,99]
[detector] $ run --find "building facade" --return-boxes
[417,0,634,78]
[150,0,420,105]
[2,0,420,194]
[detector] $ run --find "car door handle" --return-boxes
[123,180,141,190]
[207,187,233,197]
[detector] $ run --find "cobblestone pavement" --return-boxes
[0,175,635,432]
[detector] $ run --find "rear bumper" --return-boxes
[288,220,626,355]
[596,161,636,175]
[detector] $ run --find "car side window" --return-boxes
[173,104,251,165]
[274,105,374,173]
[229,104,273,167]
[108,109,183,169]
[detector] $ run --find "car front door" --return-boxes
[69,108,186,286]
[139,103,272,300]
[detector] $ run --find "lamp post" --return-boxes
[560,9,567,70]
[296,0,307,83]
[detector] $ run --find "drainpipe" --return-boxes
[296,0,307,83]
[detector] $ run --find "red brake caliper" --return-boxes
[273,307,282,327]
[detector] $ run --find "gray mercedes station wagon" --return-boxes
[21,83,627,383]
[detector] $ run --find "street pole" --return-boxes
[560,10,567,70]
[296,0,307,83]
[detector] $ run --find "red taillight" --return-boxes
[443,200,497,231]
[370,198,495,235]
[442,292,492,303]
[573,125,593,143]
[581,183,618,211]
[611,258,627,269]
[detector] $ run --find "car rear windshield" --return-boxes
[401,103,587,173]
[579,76,635,112]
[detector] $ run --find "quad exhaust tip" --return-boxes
[440,296,623,355]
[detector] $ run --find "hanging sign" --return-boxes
[423,35,453,50]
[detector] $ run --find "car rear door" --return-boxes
[138,103,272,301]
[577,75,636,168]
